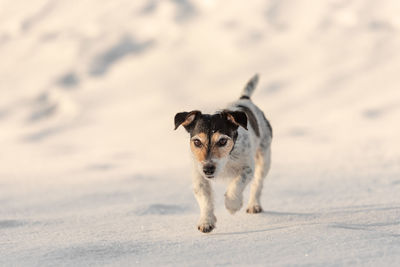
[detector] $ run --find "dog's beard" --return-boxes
[194,157,229,179]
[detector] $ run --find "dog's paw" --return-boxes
[197,223,215,233]
[225,194,243,214]
[197,215,216,233]
[246,205,263,214]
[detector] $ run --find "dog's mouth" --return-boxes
[204,174,214,179]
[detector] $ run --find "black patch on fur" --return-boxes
[190,112,239,139]
[174,110,201,131]
[175,111,244,157]
[226,110,248,130]
[174,112,189,129]
[261,112,273,138]
[237,105,260,137]
[240,95,250,100]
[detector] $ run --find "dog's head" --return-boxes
[174,110,247,179]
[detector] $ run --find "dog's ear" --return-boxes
[225,111,248,130]
[174,110,201,131]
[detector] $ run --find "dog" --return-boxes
[174,74,272,233]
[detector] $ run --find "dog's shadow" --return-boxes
[213,210,316,236]
[213,205,400,236]
[213,225,292,236]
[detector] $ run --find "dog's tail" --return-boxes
[239,74,259,100]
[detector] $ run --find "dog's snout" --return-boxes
[203,164,216,176]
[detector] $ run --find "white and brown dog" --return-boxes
[174,74,272,233]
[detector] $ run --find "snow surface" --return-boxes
[1,0,400,266]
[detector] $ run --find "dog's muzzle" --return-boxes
[203,164,216,178]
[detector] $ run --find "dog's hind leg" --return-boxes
[193,172,217,233]
[246,146,271,213]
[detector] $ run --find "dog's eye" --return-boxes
[217,138,227,147]
[193,139,202,147]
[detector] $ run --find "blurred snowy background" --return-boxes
[1,0,400,266]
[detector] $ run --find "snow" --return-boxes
[1,0,400,266]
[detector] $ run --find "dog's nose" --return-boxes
[203,164,216,176]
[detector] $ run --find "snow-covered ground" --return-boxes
[1,0,400,265]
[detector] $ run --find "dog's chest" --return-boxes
[218,133,256,178]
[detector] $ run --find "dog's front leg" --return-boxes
[225,166,253,214]
[193,172,216,233]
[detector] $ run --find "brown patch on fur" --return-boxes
[210,133,234,159]
[182,113,196,127]
[190,132,234,162]
[226,113,239,127]
[190,133,208,162]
